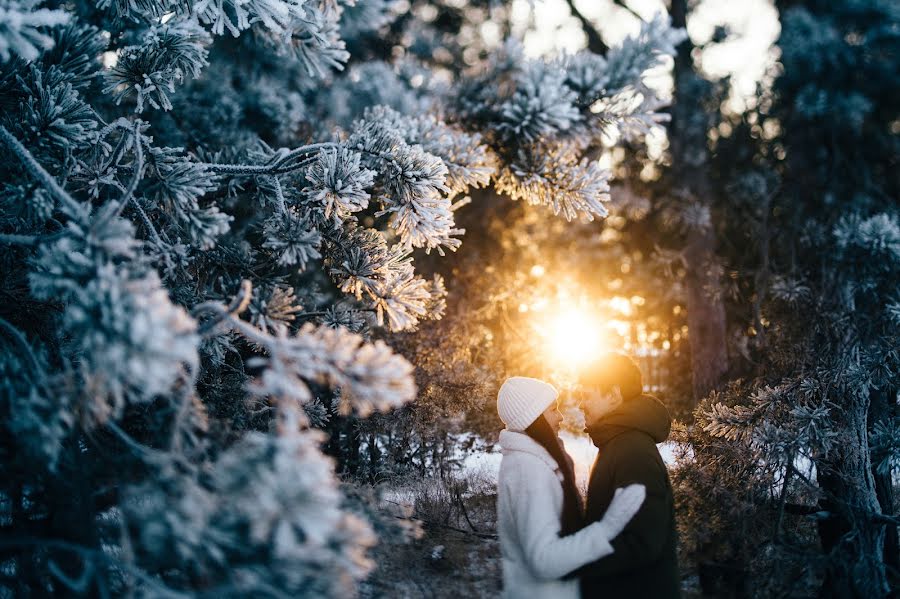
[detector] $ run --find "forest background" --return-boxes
[0,0,897,597]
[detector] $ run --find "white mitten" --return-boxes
[595,483,646,540]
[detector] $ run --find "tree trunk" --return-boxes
[346,419,361,476]
[670,0,729,403]
[870,387,900,587]
[367,430,381,483]
[816,396,888,598]
[682,224,729,401]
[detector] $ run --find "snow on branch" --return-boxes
[0,0,70,62]
[104,21,211,113]
[495,144,611,221]
[197,285,416,417]
[449,12,685,221]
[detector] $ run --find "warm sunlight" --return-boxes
[544,307,606,368]
[5,0,881,594]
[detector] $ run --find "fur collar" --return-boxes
[498,429,559,472]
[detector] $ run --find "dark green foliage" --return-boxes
[0,0,682,595]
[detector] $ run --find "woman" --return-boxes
[496,376,645,599]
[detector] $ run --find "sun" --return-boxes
[545,307,605,368]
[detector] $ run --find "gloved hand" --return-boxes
[595,483,646,539]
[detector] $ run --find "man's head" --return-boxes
[577,352,643,425]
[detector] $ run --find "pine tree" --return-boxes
[676,1,900,595]
[0,0,683,595]
[485,1,898,595]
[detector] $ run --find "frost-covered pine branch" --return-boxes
[448,13,685,221]
[104,21,211,113]
[0,0,70,62]
[0,3,687,595]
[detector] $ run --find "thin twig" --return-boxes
[454,487,482,534]
[0,316,43,379]
[219,310,272,347]
[193,280,253,336]
[421,519,498,540]
[200,143,334,175]
[295,308,376,320]
[109,180,166,247]
[167,369,197,453]
[101,126,132,175]
[613,0,644,22]
[0,233,41,246]
[773,452,795,541]
[0,228,69,246]
[0,124,85,218]
[564,0,608,54]
[103,421,194,473]
[128,198,164,246]
[384,501,498,540]
[271,176,288,214]
[103,121,145,225]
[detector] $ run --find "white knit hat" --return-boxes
[497,376,559,431]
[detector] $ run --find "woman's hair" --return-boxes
[525,414,584,536]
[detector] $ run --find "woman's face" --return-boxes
[541,402,563,433]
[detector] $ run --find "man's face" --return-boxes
[578,385,624,426]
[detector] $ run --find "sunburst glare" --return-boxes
[542,306,606,368]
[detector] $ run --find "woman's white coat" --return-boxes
[496,429,615,599]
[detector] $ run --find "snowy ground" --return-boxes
[460,432,824,495]
[375,434,696,598]
[383,431,690,511]
[461,431,686,491]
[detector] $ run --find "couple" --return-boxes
[495,352,679,598]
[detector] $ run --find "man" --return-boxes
[574,352,680,598]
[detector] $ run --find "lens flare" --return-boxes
[545,307,605,368]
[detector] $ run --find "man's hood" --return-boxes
[587,394,671,446]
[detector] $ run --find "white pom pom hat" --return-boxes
[497,376,559,431]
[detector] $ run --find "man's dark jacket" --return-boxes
[577,393,680,598]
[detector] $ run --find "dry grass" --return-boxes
[361,469,501,598]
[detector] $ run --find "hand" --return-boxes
[596,484,646,539]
